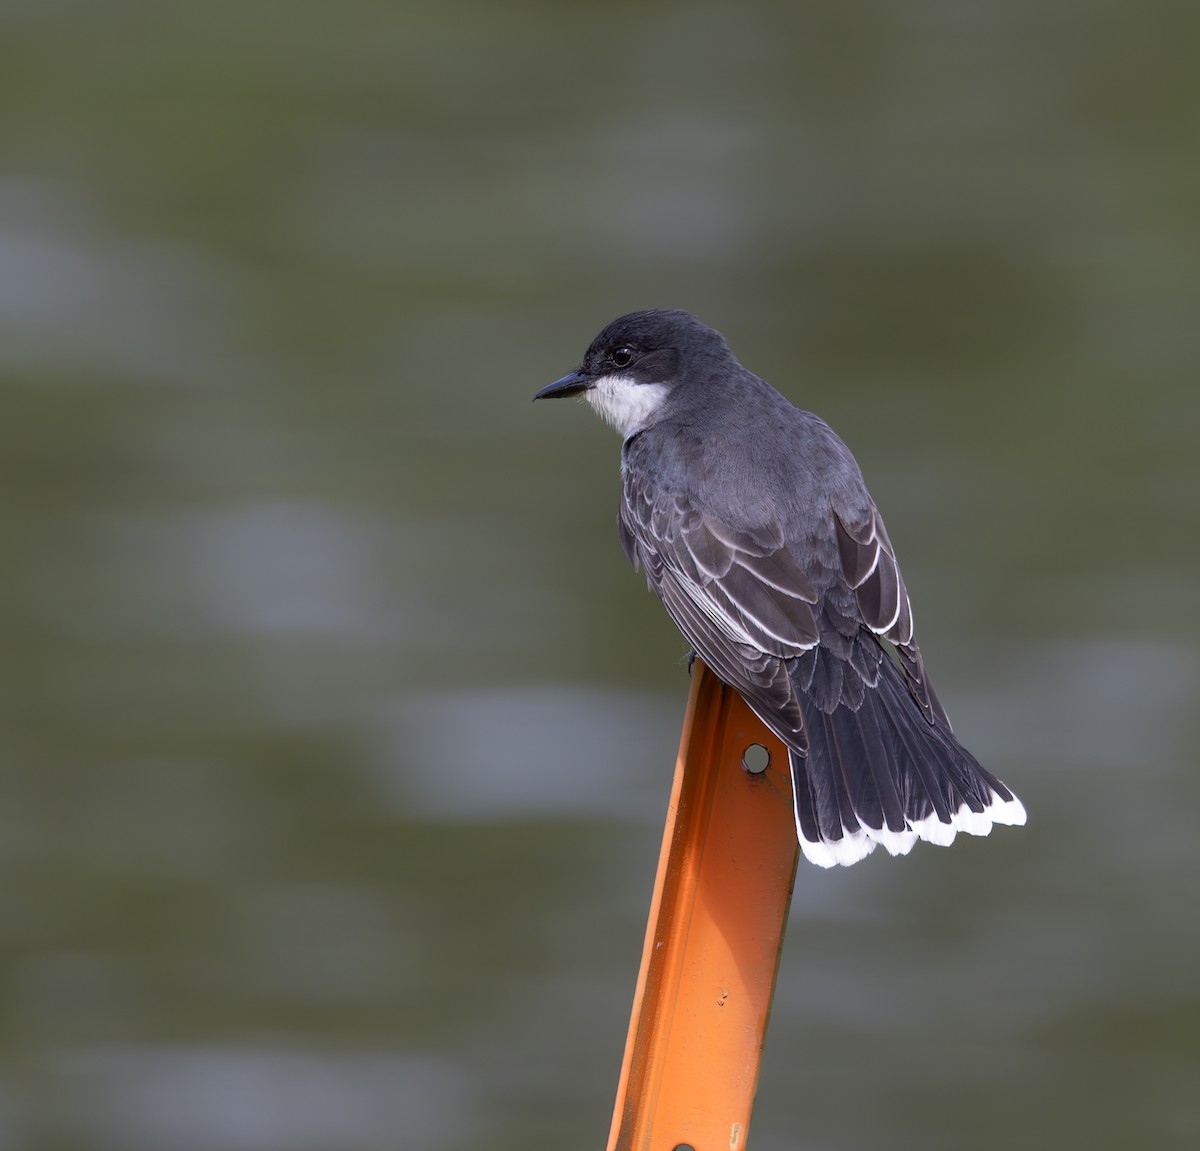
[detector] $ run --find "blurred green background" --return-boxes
[2,2,1198,1148]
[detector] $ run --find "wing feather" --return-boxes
[652,562,806,748]
[623,473,820,661]
[620,470,816,748]
[834,507,948,724]
[622,466,949,749]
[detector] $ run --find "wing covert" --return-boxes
[622,471,820,661]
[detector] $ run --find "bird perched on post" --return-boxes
[534,309,1025,868]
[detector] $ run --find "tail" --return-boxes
[788,657,1026,868]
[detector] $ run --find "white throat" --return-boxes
[585,373,670,439]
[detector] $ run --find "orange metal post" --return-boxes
[606,661,799,1151]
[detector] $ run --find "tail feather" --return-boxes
[787,657,1026,868]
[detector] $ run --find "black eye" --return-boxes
[611,345,635,369]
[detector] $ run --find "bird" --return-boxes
[534,308,1025,868]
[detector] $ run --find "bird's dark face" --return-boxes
[535,309,725,439]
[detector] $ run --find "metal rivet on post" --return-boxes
[741,742,770,774]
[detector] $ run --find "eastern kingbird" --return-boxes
[535,309,1026,867]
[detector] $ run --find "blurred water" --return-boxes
[2,2,1198,1149]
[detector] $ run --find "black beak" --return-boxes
[533,371,591,401]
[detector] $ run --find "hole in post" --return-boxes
[742,743,770,774]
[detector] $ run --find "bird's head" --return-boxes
[534,309,732,439]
